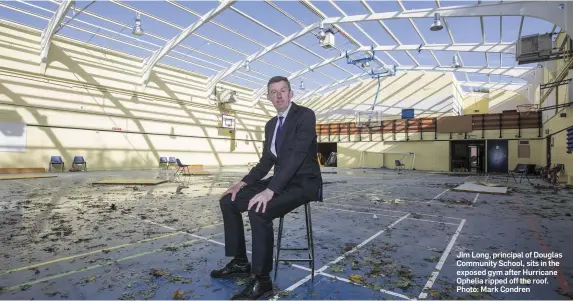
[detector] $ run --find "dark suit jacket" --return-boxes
[242,102,323,202]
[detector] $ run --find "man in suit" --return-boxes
[211,76,322,300]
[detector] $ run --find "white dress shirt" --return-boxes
[270,102,292,156]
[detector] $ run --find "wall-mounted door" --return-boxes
[486,140,508,173]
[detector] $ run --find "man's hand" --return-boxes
[222,181,246,201]
[247,188,274,213]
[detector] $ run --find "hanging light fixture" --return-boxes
[430,13,443,31]
[453,54,461,68]
[300,80,305,90]
[132,12,144,36]
[361,61,370,68]
[244,60,250,71]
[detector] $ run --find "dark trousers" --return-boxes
[219,178,307,276]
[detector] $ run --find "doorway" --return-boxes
[318,142,337,167]
[486,139,509,174]
[450,141,485,173]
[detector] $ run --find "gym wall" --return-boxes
[0,21,273,170]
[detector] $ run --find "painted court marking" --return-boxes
[3,232,224,292]
[427,189,449,203]
[2,231,185,275]
[472,193,480,205]
[313,204,460,226]
[324,201,463,221]
[270,213,411,300]
[418,219,466,299]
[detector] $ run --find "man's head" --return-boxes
[267,76,293,113]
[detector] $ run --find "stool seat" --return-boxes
[274,202,315,282]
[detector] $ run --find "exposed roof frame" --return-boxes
[109,0,322,87]
[299,0,389,71]
[164,1,328,86]
[210,1,562,99]
[296,72,369,103]
[226,5,339,82]
[13,0,278,87]
[395,0,441,66]
[296,65,534,103]
[141,0,236,84]
[251,41,517,104]
[457,81,528,91]
[262,1,353,80]
[40,0,73,73]
[333,0,419,67]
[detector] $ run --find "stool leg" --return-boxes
[305,203,315,282]
[274,216,284,282]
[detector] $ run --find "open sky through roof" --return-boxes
[0,0,560,98]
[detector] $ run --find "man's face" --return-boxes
[268,80,293,113]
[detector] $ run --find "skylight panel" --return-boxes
[482,16,501,43]
[7,0,55,19]
[521,17,555,37]
[247,59,287,77]
[334,1,368,15]
[307,1,344,17]
[258,51,300,73]
[433,50,457,67]
[194,22,261,54]
[128,1,199,28]
[222,5,298,40]
[273,43,323,66]
[410,50,440,66]
[159,56,219,77]
[440,1,477,7]
[332,60,362,75]
[501,16,521,42]
[270,2,321,27]
[413,19,451,44]
[169,46,228,70]
[365,1,402,12]
[356,21,400,45]
[454,72,466,81]
[372,51,398,66]
[401,1,436,10]
[448,17,481,43]
[300,72,332,88]
[459,52,486,67]
[226,74,263,90]
[0,4,49,30]
[388,51,416,66]
[501,53,516,67]
[90,2,181,38]
[317,64,352,81]
[84,34,152,58]
[175,1,220,15]
[334,23,379,46]
[486,52,500,67]
[180,37,245,62]
[467,73,489,82]
[384,19,424,45]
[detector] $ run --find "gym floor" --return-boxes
[0,168,571,300]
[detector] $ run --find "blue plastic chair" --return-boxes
[49,156,64,172]
[174,158,190,178]
[72,156,87,171]
[159,157,168,169]
[168,157,177,168]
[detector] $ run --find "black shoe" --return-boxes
[210,259,251,278]
[231,276,273,300]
